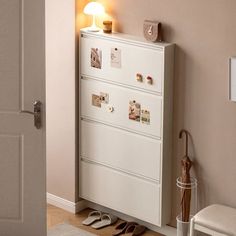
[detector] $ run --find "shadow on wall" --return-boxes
[170,44,211,225]
[171,45,211,215]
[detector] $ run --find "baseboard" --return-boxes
[47,193,87,214]
[86,201,177,236]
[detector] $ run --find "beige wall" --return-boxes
[46,0,77,202]
[77,0,236,225]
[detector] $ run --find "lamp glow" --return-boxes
[84,2,105,32]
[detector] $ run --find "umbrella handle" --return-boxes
[179,129,189,157]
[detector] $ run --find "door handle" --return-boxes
[21,101,42,129]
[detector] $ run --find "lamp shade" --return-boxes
[84,2,105,16]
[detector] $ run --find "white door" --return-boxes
[0,0,46,235]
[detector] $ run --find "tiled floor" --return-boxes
[47,204,163,236]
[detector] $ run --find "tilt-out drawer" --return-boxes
[80,161,161,226]
[80,78,163,139]
[81,119,162,181]
[80,34,164,94]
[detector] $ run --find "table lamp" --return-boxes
[84,1,105,32]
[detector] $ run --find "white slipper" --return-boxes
[91,213,118,229]
[82,211,102,226]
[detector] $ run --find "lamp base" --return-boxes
[86,26,101,32]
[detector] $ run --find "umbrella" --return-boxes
[179,129,193,222]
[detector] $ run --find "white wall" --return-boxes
[46,0,77,203]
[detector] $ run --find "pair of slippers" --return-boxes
[82,211,118,229]
[112,221,146,236]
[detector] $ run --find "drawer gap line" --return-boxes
[80,116,162,141]
[80,156,160,185]
[81,75,163,97]
[80,156,160,184]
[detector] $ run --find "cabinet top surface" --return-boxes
[80,28,174,49]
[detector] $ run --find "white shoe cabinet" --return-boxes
[79,29,174,227]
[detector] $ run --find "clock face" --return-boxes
[148,25,153,36]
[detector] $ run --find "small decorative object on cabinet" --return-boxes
[146,76,153,85]
[103,20,112,33]
[143,20,163,42]
[176,130,197,236]
[79,29,174,227]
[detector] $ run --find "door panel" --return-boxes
[0,135,22,220]
[0,0,21,111]
[0,0,46,235]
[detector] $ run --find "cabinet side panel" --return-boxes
[161,45,175,225]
